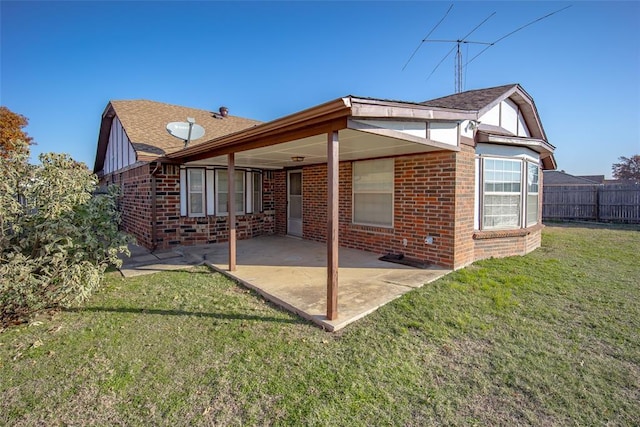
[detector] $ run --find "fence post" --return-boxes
[595,185,600,222]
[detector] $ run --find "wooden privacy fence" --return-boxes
[543,184,640,223]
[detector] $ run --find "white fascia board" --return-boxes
[349,98,476,121]
[478,133,555,154]
[347,119,460,151]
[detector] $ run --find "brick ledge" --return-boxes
[473,223,544,240]
[347,224,395,235]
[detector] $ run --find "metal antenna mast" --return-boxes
[403,5,572,93]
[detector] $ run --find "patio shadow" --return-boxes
[64,306,304,325]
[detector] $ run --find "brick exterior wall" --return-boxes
[274,170,287,236]
[292,150,473,268]
[105,163,276,250]
[277,145,541,269]
[105,147,544,265]
[452,144,477,268]
[473,228,542,261]
[109,163,154,248]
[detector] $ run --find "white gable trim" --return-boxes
[104,116,137,174]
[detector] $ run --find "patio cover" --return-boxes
[165,96,476,321]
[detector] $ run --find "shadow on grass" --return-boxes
[64,306,304,325]
[544,220,640,231]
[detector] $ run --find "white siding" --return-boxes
[517,111,531,137]
[428,122,458,146]
[352,119,427,138]
[460,120,474,139]
[104,116,136,174]
[500,99,519,135]
[481,104,500,127]
[476,143,539,162]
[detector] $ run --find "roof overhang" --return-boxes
[477,130,557,170]
[167,96,475,166]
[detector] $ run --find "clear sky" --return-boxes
[1,1,639,177]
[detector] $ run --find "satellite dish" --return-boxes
[166,119,205,146]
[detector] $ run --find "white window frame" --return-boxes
[481,157,522,230]
[352,158,394,228]
[526,161,539,227]
[244,171,263,214]
[187,168,206,217]
[477,156,542,231]
[181,167,263,217]
[215,169,246,216]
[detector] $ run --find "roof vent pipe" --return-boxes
[219,106,229,117]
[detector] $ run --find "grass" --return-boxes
[1,223,639,426]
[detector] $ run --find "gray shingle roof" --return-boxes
[421,84,518,110]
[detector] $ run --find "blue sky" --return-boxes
[1,1,639,177]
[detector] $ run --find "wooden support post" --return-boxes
[228,153,237,271]
[327,130,339,320]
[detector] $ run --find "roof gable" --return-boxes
[422,84,547,141]
[94,100,261,173]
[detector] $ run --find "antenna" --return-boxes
[404,5,572,93]
[402,3,454,72]
[464,5,572,68]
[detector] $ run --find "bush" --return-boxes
[0,143,132,326]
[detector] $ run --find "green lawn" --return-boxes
[1,224,639,426]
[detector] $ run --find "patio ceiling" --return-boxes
[166,96,475,167]
[184,125,460,169]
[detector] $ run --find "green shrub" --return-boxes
[0,142,132,326]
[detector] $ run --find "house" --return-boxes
[94,84,556,319]
[543,171,605,186]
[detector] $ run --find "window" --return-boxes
[482,159,521,229]
[187,169,205,217]
[181,168,262,217]
[252,172,262,213]
[526,162,539,226]
[216,169,245,215]
[352,158,393,227]
[478,157,540,230]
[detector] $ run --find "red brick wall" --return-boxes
[274,170,287,235]
[277,146,541,269]
[109,164,154,248]
[473,228,542,261]
[291,151,467,268]
[152,164,276,249]
[105,163,276,250]
[106,151,543,264]
[452,144,476,268]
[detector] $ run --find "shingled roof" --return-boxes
[94,100,261,172]
[422,84,519,111]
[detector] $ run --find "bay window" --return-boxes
[526,162,539,226]
[478,156,540,230]
[482,159,521,229]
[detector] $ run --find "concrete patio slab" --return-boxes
[118,236,451,331]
